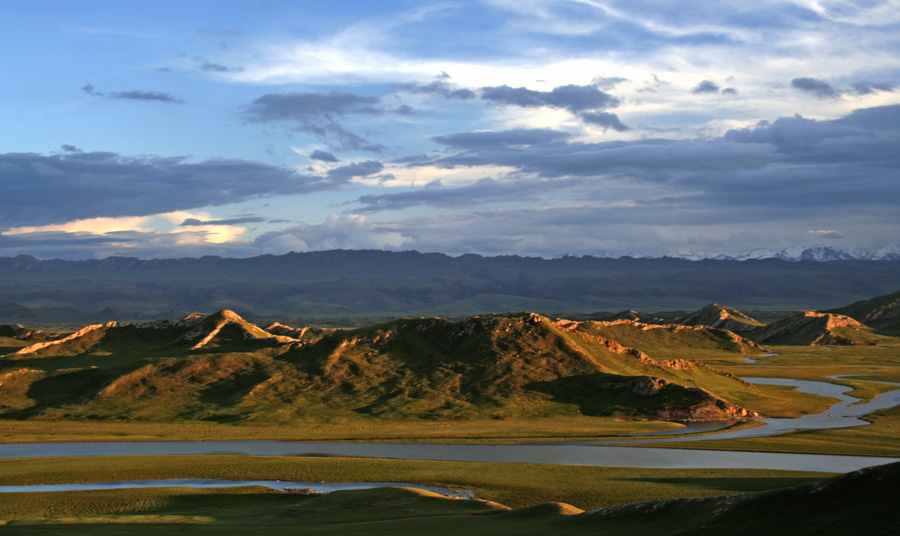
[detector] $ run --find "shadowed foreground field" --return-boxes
[1,457,896,536]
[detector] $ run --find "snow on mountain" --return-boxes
[663,245,900,262]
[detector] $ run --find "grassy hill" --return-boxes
[0,311,772,424]
[824,288,900,334]
[675,302,892,346]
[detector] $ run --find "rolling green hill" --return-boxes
[0,311,768,424]
[824,289,900,334]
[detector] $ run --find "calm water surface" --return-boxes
[0,479,474,497]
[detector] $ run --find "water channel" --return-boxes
[0,479,474,498]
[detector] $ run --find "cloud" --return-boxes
[721,87,738,95]
[181,216,266,226]
[350,177,584,213]
[0,151,344,228]
[579,111,629,131]
[60,144,82,153]
[246,91,381,121]
[82,84,183,103]
[479,84,619,113]
[327,161,385,182]
[432,128,572,148]
[245,91,384,152]
[791,77,838,98]
[809,230,845,240]
[422,132,778,181]
[692,80,720,94]
[592,76,628,89]
[198,59,244,73]
[396,80,476,100]
[356,104,900,241]
[849,81,895,95]
[253,214,407,253]
[310,149,339,162]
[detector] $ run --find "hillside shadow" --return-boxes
[526,374,705,416]
[1,368,109,419]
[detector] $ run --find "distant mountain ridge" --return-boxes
[3,250,900,323]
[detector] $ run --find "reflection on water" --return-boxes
[0,479,474,498]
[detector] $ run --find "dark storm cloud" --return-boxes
[82,84,183,103]
[431,128,572,148]
[310,149,339,162]
[692,80,720,94]
[791,77,838,97]
[849,81,895,95]
[579,111,629,131]
[479,84,619,112]
[245,91,384,152]
[396,80,476,100]
[326,161,385,182]
[181,216,266,226]
[0,151,344,228]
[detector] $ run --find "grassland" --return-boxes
[2,316,900,533]
[0,416,680,444]
[0,454,835,534]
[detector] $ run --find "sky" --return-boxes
[1,0,899,260]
